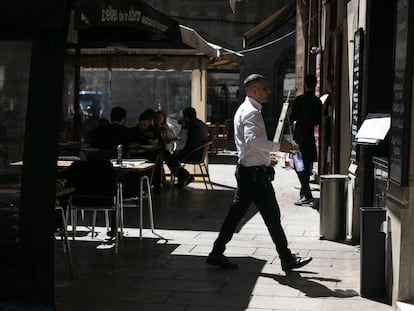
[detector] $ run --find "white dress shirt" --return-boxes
[234,96,281,167]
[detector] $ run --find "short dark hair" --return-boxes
[139,108,155,121]
[243,74,267,89]
[182,107,196,120]
[110,106,127,122]
[304,74,317,89]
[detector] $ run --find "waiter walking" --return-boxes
[206,74,312,272]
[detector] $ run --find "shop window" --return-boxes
[207,72,240,124]
[61,69,191,142]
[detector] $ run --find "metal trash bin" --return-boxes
[360,207,386,298]
[319,174,348,241]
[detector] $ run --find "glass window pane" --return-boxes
[0,41,31,301]
[61,69,191,143]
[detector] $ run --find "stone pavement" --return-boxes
[55,154,393,311]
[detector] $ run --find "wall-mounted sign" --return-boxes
[356,113,390,145]
[350,28,364,162]
[389,0,413,186]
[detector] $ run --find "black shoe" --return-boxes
[174,181,184,188]
[294,197,314,206]
[174,176,194,188]
[294,196,305,205]
[281,254,312,272]
[206,253,239,270]
[182,175,194,187]
[106,230,116,240]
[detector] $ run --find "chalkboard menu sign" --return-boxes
[350,28,364,162]
[390,0,413,186]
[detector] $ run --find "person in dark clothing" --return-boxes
[131,109,162,146]
[177,107,209,159]
[290,74,322,206]
[86,106,132,238]
[88,106,132,160]
[130,109,163,161]
[206,74,312,272]
[165,107,209,188]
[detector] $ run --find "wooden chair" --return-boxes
[173,141,214,190]
[209,121,231,152]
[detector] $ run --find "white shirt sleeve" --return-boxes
[244,110,280,152]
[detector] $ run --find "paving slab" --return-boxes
[55,154,392,310]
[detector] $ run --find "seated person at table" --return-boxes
[97,118,110,128]
[131,109,162,145]
[165,107,209,188]
[88,106,132,160]
[130,109,162,161]
[86,107,133,238]
[154,110,176,153]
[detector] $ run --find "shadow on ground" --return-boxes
[55,237,266,311]
[260,271,359,298]
[115,187,258,233]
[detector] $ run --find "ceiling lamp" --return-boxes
[229,0,242,13]
[148,54,166,65]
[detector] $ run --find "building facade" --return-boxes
[298,0,414,308]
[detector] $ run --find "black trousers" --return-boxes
[212,164,293,261]
[164,153,190,182]
[295,149,314,200]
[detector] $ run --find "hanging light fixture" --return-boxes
[229,0,242,13]
[148,54,166,65]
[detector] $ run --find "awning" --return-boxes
[67,9,243,70]
[74,0,182,48]
[243,2,295,47]
[179,25,243,67]
[179,25,219,57]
